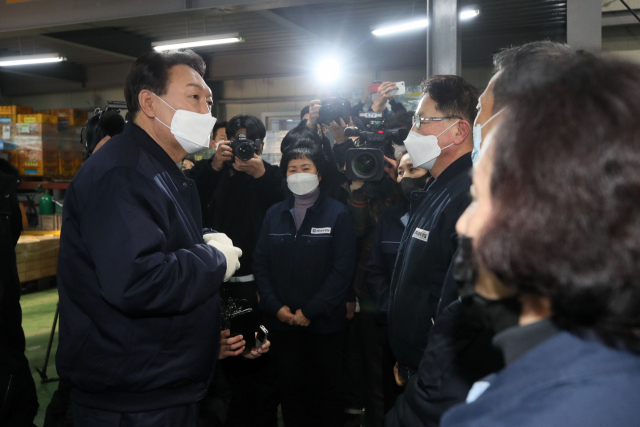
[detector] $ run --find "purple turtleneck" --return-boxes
[294,187,320,231]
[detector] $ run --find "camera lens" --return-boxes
[237,142,255,161]
[352,152,379,179]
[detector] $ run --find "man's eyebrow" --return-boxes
[186,83,205,89]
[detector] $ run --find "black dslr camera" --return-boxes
[80,101,127,160]
[318,97,352,125]
[229,133,262,161]
[343,112,409,181]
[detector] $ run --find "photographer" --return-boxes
[211,120,228,150]
[190,114,283,427]
[352,82,407,119]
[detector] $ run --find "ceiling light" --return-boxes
[0,53,66,67]
[317,59,340,82]
[152,33,244,51]
[372,19,429,36]
[460,8,480,20]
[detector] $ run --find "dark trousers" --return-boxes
[73,402,199,427]
[220,353,279,427]
[272,329,345,427]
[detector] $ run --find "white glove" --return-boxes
[203,232,233,247]
[207,240,242,282]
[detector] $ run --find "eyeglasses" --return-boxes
[412,114,462,129]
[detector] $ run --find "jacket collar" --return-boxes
[125,122,184,179]
[285,192,326,214]
[493,318,560,366]
[424,152,473,193]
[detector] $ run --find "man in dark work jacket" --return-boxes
[56,50,237,426]
[388,75,478,382]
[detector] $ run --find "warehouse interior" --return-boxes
[2,0,640,426]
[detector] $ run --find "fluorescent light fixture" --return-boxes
[152,33,244,51]
[372,19,429,36]
[460,8,480,20]
[317,59,340,82]
[0,53,66,67]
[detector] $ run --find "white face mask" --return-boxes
[287,173,319,196]
[472,108,503,165]
[153,93,217,155]
[404,119,460,170]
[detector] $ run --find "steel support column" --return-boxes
[427,0,460,77]
[567,0,601,53]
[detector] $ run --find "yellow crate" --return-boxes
[17,114,58,125]
[0,105,32,123]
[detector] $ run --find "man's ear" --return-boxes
[138,90,157,119]
[453,120,471,145]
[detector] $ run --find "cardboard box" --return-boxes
[52,108,88,121]
[0,105,33,124]
[17,114,58,125]
[15,235,60,282]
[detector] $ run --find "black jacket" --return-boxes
[253,194,356,334]
[385,299,504,427]
[56,123,227,412]
[0,160,24,355]
[388,153,472,371]
[366,201,409,325]
[191,158,284,277]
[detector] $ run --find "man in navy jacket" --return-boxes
[388,76,478,382]
[56,50,240,426]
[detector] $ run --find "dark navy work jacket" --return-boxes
[56,122,227,412]
[441,331,640,427]
[367,201,409,324]
[388,153,472,371]
[253,194,356,334]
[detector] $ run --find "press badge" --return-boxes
[311,227,331,234]
[412,228,430,242]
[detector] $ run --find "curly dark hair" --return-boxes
[124,49,206,118]
[420,75,479,123]
[280,138,326,179]
[478,56,640,352]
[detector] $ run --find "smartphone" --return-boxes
[256,325,268,348]
[388,81,406,96]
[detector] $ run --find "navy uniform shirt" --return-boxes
[388,153,472,371]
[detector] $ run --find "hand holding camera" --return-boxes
[211,140,233,171]
[233,154,265,178]
[307,99,322,129]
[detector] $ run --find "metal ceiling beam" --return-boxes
[0,0,352,34]
[42,28,151,61]
[603,10,640,26]
[0,61,86,84]
[428,0,460,77]
[254,10,318,40]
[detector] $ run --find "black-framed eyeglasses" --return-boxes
[412,114,462,129]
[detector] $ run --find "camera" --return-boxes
[343,112,409,181]
[229,133,262,161]
[221,297,257,355]
[80,101,127,160]
[318,97,352,125]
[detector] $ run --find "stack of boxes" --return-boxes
[15,235,60,283]
[0,105,86,178]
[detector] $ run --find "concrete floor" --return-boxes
[22,287,60,426]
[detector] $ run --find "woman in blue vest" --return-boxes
[253,138,357,427]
